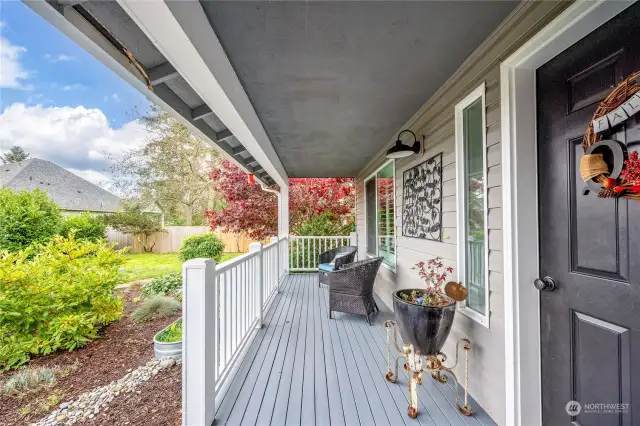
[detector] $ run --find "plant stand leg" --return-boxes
[408,371,421,419]
[404,343,423,419]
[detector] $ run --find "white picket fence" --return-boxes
[182,235,290,425]
[288,233,357,271]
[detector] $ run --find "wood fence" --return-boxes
[106,226,256,253]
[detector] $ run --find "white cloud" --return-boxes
[66,168,111,187]
[0,104,148,185]
[0,30,31,90]
[62,83,87,91]
[43,53,76,63]
[104,93,121,103]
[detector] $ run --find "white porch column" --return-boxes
[278,186,289,273]
[249,242,264,328]
[182,258,216,426]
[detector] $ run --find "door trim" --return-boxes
[500,1,636,425]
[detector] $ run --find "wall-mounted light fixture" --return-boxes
[386,129,423,159]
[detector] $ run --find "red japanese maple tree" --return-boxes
[206,160,355,239]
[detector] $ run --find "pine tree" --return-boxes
[1,146,30,164]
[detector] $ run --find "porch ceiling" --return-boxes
[201,1,518,177]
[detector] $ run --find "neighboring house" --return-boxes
[0,159,120,214]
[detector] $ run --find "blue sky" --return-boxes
[0,1,151,186]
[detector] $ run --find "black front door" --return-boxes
[536,4,640,426]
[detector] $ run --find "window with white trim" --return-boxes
[365,160,396,269]
[455,83,489,327]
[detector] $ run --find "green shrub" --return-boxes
[0,235,125,370]
[179,233,224,262]
[141,272,182,299]
[156,319,182,343]
[132,296,180,323]
[297,211,354,236]
[2,367,57,394]
[60,212,106,242]
[0,188,62,252]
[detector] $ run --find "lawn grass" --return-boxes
[119,252,244,283]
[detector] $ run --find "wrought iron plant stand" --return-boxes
[384,320,472,419]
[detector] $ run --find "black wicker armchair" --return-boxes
[318,246,357,287]
[328,257,383,325]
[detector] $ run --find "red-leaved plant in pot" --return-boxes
[393,257,467,355]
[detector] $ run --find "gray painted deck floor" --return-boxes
[215,274,497,426]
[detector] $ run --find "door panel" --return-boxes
[536,3,640,425]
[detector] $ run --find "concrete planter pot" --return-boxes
[393,290,456,356]
[153,318,182,361]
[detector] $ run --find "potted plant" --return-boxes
[393,257,467,355]
[153,318,182,360]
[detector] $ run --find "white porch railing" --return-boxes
[182,235,289,426]
[182,233,358,425]
[289,232,357,271]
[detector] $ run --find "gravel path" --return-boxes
[32,359,178,426]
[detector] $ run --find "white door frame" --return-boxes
[500,1,636,425]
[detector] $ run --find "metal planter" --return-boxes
[392,290,456,356]
[153,318,182,361]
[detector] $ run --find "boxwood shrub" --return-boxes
[0,235,125,370]
[60,212,107,242]
[179,233,224,262]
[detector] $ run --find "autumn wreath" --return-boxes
[580,71,640,199]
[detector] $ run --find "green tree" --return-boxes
[0,188,62,252]
[60,212,107,242]
[109,106,218,225]
[103,204,164,252]
[1,146,30,164]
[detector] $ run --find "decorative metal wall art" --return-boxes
[402,153,443,240]
[581,71,640,200]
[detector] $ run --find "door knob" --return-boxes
[534,276,556,291]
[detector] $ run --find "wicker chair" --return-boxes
[328,257,383,325]
[318,246,358,287]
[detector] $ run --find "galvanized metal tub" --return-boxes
[153,319,182,361]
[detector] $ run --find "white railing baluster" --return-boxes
[285,234,358,272]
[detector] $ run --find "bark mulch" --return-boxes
[0,286,181,426]
[84,364,181,426]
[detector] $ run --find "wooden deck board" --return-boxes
[215,274,497,426]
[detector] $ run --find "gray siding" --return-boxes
[355,2,570,424]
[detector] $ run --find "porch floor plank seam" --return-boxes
[214,274,496,426]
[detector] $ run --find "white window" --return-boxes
[365,160,396,270]
[455,83,489,327]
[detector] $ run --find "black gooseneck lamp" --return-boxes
[386,129,423,159]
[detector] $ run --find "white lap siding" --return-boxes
[354,2,570,424]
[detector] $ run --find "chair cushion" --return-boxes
[330,252,349,267]
[318,263,335,273]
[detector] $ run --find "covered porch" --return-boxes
[212,273,495,426]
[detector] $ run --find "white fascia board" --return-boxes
[23,0,272,187]
[117,0,289,188]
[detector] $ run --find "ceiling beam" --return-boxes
[232,146,248,156]
[192,103,213,120]
[216,128,233,142]
[148,62,179,85]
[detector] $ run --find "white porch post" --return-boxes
[182,258,216,426]
[249,242,264,328]
[270,236,280,292]
[278,186,289,272]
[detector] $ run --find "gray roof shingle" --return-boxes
[0,159,121,213]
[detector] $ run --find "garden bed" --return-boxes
[0,286,181,426]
